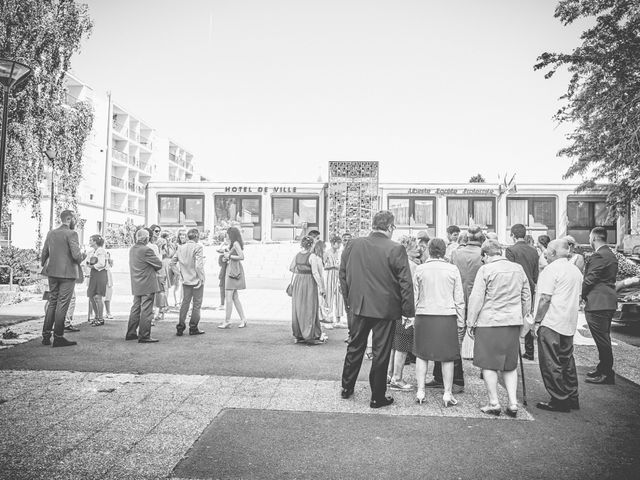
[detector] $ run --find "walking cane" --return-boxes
[518,344,527,406]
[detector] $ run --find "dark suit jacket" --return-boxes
[506,240,539,296]
[582,245,618,311]
[339,231,415,320]
[129,242,163,295]
[41,224,86,279]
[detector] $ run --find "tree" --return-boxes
[469,174,486,183]
[0,0,94,244]
[535,0,640,217]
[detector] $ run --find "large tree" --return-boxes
[0,0,93,242]
[535,0,640,217]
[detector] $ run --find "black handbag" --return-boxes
[286,272,295,297]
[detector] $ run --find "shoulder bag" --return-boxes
[227,247,242,280]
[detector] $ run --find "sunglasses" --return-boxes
[154,229,160,233]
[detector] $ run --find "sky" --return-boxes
[70,0,590,185]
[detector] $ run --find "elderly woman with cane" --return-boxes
[467,239,531,417]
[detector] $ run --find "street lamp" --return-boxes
[45,147,55,230]
[0,59,32,229]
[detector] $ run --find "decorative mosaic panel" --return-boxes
[328,161,379,238]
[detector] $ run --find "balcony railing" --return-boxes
[139,162,152,174]
[111,176,125,189]
[112,150,128,163]
[168,153,177,163]
[129,131,140,142]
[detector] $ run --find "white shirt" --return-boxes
[535,257,583,336]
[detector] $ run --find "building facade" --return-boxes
[145,179,623,246]
[5,73,201,249]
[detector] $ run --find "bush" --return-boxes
[105,218,141,248]
[0,246,40,285]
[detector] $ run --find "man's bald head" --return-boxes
[546,238,570,264]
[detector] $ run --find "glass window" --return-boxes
[507,197,556,238]
[388,197,435,226]
[271,197,318,226]
[389,198,410,225]
[241,198,260,223]
[158,195,204,226]
[567,198,616,244]
[447,197,496,230]
[215,196,261,225]
[507,199,528,226]
[272,198,294,225]
[184,198,203,223]
[159,197,180,223]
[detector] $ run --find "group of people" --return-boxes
[39,209,248,346]
[289,230,353,345]
[339,210,619,415]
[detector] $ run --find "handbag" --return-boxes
[226,247,242,280]
[286,271,295,297]
[520,313,535,338]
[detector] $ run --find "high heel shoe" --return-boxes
[217,323,232,329]
[238,321,247,328]
[443,393,458,407]
[416,390,426,404]
[480,404,502,416]
[505,405,518,418]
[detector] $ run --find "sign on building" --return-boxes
[328,161,379,238]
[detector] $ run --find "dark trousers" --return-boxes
[432,359,465,386]
[219,284,225,305]
[585,310,615,376]
[42,277,76,337]
[523,331,535,357]
[127,293,155,340]
[341,314,394,401]
[178,284,203,331]
[537,326,578,404]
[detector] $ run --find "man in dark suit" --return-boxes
[506,223,539,360]
[126,228,163,343]
[339,210,415,408]
[41,210,86,347]
[583,226,618,385]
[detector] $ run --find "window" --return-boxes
[158,195,204,226]
[272,197,318,226]
[214,195,262,241]
[388,197,435,227]
[567,198,616,244]
[447,197,495,231]
[507,197,556,239]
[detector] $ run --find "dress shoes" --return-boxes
[64,325,80,332]
[42,336,52,346]
[138,337,159,343]
[52,336,77,348]
[125,334,138,341]
[585,373,615,385]
[189,329,205,335]
[536,401,571,413]
[522,353,534,361]
[452,384,465,394]
[370,396,394,409]
[176,329,184,337]
[586,369,600,378]
[340,388,354,399]
[569,398,580,410]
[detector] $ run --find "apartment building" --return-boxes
[5,73,201,249]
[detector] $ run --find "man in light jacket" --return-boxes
[171,228,206,336]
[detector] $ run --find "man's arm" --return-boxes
[533,293,552,337]
[339,243,351,302]
[582,253,605,300]
[145,247,163,271]
[532,251,540,284]
[505,247,515,263]
[41,233,50,267]
[195,244,205,284]
[520,270,532,316]
[68,231,85,264]
[392,245,415,318]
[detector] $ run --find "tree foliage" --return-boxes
[469,174,486,183]
[535,0,640,216]
[0,0,93,242]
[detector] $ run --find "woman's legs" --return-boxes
[482,369,500,405]
[387,349,396,379]
[442,361,454,396]
[89,296,98,318]
[104,300,111,315]
[224,290,234,323]
[415,357,428,402]
[392,351,409,382]
[232,290,247,323]
[93,295,104,320]
[503,368,519,407]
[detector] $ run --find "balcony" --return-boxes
[129,130,140,143]
[127,207,140,215]
[112,149,129,163]
[139,162,152,174]
[111,176,125,189]
[65,92,79,106]
[140,137,152,150]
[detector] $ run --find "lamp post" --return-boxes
[0,59,32,229]
[45,148,55,230]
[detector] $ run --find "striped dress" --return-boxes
[323,248,343,321]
